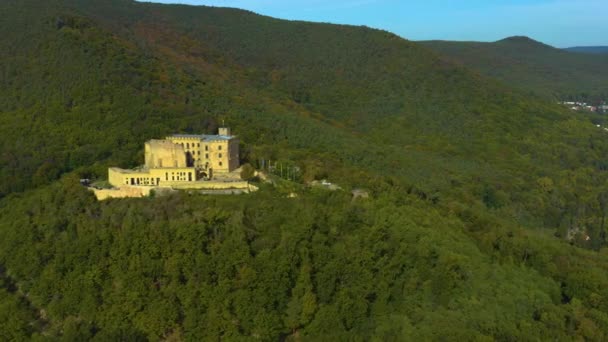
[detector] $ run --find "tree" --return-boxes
[284,260,317,333]
[240,163,255,181]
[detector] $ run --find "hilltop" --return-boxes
[421,36,608,101]
[2,1,608,340]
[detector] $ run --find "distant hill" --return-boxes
[564,46,608,54]
[3,1,608,340]
[421,36,608,101]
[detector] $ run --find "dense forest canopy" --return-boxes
[2,0,608,340]
[421,36,608,102]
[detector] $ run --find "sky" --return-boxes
[138,0,606,47]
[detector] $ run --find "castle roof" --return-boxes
[169,134,234,141]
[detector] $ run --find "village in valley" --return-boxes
[559,100,608,113]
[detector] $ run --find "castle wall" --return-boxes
[91,186,153,200]
[207,140,229,172]
[91,181,256,201]
[228,138,240,172]
[148,168,197,184]
[145,140,187,168]
[106,129,241,197]
[171,180,253,190]
[109,167,197,188]
[168,136,205,168]
[109,168,151,187]
[167,135,240,173]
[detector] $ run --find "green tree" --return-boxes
[240,163,255,180]
[284,259,317,334]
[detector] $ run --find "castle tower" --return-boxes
[218,127,231,136]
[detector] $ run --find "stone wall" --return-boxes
[109,167,197,188]
[91,181,257,201]
[145,140,187,168]
[90,186,154,200]
[172,180,255,191]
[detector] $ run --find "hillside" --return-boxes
[421,36,608,101]
[2,0,608,340]
[564,46,608,55]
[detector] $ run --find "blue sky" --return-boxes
[139,0,607,47]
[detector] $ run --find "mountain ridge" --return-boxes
[2,1,608,340]
[421,36,608,101]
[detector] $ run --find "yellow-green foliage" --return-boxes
[2,0,608,339]
[1,177,607,340]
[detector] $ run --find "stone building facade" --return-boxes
[107,128,239,188]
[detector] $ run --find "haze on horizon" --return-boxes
[138,0,607,48]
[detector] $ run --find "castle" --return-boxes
[107,127,240,189]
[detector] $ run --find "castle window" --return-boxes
[205,145,208,151]
[166,173,168,181]
[186,143,190,149]
[205,153,209,159]
[197,151,200,155]
[197,143,200,147]
[218,145,222,150]
[219,162,223,167]
[219,153,222,158]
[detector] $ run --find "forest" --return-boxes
[421,36,608,102]
[2,0,608,340]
